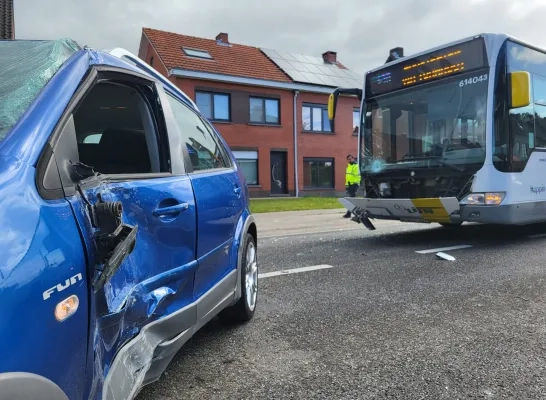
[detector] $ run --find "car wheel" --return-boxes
[220,233,257,323]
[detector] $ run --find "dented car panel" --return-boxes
[69,175,199,399]
[0,41,258,400]
[79,177,198,314]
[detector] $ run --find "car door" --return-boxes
[43,67,199,399]
[162,93,244,320]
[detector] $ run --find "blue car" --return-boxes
[0,39,258,400]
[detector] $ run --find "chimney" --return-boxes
[322,51,337,64]
[216,32,229,44]
[385,47,404,63]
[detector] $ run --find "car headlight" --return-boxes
[460,192,505,206]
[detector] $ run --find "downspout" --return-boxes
[293,90,300,197]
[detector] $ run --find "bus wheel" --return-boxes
[438,222,463,228]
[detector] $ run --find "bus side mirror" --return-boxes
[328,87,363,121]
[328,91,339,120]
[509,71,531,109]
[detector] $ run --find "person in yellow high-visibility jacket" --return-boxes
[343,154,361,218]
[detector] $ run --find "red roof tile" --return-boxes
[142,28,291,83]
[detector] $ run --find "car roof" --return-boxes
[96,47,199,111]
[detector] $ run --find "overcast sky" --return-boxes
[13,0,546,74]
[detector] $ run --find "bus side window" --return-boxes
[508,105,533,171]
[533,75,546,148]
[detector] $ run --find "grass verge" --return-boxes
[250,197,344,213]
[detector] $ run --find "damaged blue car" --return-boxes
[0,39,258,400]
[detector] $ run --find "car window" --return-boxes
[73,81,165,174]
[165,93,228,171]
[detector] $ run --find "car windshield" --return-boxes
[0,39,80,141]
[361,69,489,173]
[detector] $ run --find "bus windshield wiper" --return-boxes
[435,158,465,172]
[401,155,465,172]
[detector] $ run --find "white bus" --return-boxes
[328,33,546,230]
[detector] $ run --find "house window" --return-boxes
[232,150,258,185]
[195,91,230,121]
[353,108,360,134]
[249,97,280,124]
[303,157,334,189]
[183,47,213,59]
[302,104,331,132]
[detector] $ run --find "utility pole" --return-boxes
[0,0,15,40]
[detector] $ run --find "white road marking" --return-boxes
[259,264,334,279]
[415,245,473,254]
[528,233,546,239]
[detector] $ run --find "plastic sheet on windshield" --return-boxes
[0,39,81,140]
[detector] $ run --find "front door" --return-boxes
[47,73,199,399]
[270,151,288,195]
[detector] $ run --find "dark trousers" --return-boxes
[346,184,358,197]
[344,183,358,216]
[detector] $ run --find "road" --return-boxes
[137,221,546,400]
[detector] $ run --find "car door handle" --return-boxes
[153,203,189,217]
[234,187,242,197]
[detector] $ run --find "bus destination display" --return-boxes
[366,37,488,97]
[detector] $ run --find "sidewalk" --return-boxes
[254,209,402,238]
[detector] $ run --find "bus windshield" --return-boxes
[361,69,489,173]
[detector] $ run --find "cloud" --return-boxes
[13,0,546,74]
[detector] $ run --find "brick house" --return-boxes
[138,28,363,197]
[0,0,15,39]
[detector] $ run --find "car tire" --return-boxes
[220,233,258,323]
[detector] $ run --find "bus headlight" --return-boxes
[460,192,505,206]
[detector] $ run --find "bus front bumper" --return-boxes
[339,197,461,230]
[340,197,546,228]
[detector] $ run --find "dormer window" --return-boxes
[182,47,212,59]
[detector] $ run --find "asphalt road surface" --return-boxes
[137,221,546,400]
